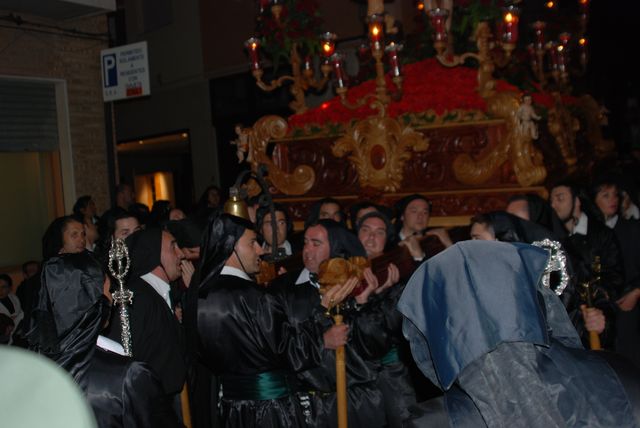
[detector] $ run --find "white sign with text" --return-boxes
[101,41,150,102]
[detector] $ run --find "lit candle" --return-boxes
[559,32,571,48]
[501,6,520,44]
[321,32,336,59]
[556,44,567,73]
[427,8,449,42]
[244,37,261,70]
[527,44,538,70]
[385,43,402,77]
[547,42,558,70]
[532,21,546,51]
[368,14,384,51]
[331,53,347,89]
[579,37,588,68]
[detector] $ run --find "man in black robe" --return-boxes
[270,219,391,428]
[195,213,354,428]
[106,228,187,399]
[549,182,624,349]
[28,251,181,427]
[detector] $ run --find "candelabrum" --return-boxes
[333,14,403,115]
[245,33,334,115]
[528,23,587,93]
[246,1,404,116]
[427,5,520,99]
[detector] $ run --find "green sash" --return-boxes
[221,370,292,401]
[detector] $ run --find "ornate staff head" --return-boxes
[532,239,569,296]
[108,237,134,357]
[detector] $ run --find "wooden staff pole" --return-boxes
[180,382,192,428]
[333,312,348,428]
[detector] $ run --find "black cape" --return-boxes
[398,240,638,427]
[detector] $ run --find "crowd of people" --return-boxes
[1,172,639,427]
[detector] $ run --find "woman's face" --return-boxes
[595,185,620,218]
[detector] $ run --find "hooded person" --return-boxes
[105,228,187,399]
[195,213,355,428]
[269,219,392,428]
[398,240,640,427]
[27,251,181,427]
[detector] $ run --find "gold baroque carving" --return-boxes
[578,95,615,157]
[453,92,547,186]
[332,116,429,192]
[547,92,580,171]
[232,115,316,195]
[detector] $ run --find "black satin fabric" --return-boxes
[106,276,187,396]
[86,348,182,428]
[372,282,417,428]
[399,241,638,427]
[28,252,108,382]
[269,272,388,428]
[197,274,326,427]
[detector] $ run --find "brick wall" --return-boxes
[0,13,111,213]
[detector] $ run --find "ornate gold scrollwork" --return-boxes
[547,92,580,171]
[453,92,547,186]
[232,115,316,195]
[332,116,429,192]
[578,95,615,157]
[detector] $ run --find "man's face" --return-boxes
[169,208,186,221]
[358,217,387,258]
[402,199,430,234]
[355,206,377,225]
[0,278,10,299]
[60,220,86,254]
[160,231,185,282]
[24,263,39,279]
[319,203,341,223]
[303,225,331,274]
[83,199,97,218]
[261,211,288,247]
[121,185,134,207]
[231,229,264,275]
[506,199,530,221]
[550,186,575,222]
[470,223,496,241]
[114,217,141,240]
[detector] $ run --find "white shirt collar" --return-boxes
[141,272,172,310]
[262,240,293,256]
[96,335,125,356]
[296,268,320,288]
[624,203,640,220]
[605,214,619,229]
[221,265,251,281]
[572,212,588,236]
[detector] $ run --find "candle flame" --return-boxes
[546,1,555,8]
[251,42,258,50]
[557,45,564,52]
[417,2,424,10]
[579,0,588,4]
[579,38,587,46]
[372,25,380,37]
[504,12,514,23]
[323,43,332,53]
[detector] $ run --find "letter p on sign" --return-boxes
[103,54,117,88]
